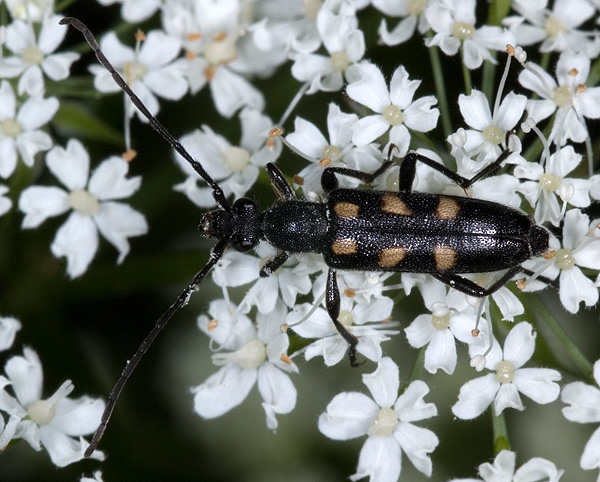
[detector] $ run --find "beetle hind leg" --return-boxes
[326,269,360,366]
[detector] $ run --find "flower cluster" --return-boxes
[0,0,599,481]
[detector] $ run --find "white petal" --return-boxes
[513,368,561,404]
[405,314,435,348]
[352,436,401,482]
[346,62,390,112]
[210,67,265,118]
[581,426,600,470]
[88,157,141,200]
[257,363,296,429]
[395,380,437,422]
[562,381,600,423]
[17,95,59,130]
[503,322,535,369]
[5,347,43,407]
[318,391,378,440]
[351,115,389,147]
[452,374,499,419]
[51,212,99,278]
[52,396,104,436]
[494,382,523,414]
[19,186,69,228]
[559,267,599,313]
[93,201,148,264]
[46,140,90,191]
[362,357,399,408]
[394,422,438,476]
[459,90,492,131]
[192,365,256,418]
[424,329,457,374]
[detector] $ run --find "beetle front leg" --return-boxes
[259,251,290,277]
[326,268,360,366]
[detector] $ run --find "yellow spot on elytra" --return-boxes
[378,247,408,268]
[434,246,457,271]
[436,196,460,220]
[334,202,360,218]
[381,195,412,216]
[332,238,357,255]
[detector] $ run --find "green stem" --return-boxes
[460,45,473,96]
[405,345,426,386]
[527,294,594,380]
[491,410,510,454]
[427,40,453,139]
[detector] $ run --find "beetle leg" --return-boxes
[433,266,525,297]
[321,160,395,193]
[400,148,514,191]
[266,163,297,201]
[259,251,290,277]
[326,268,360,366]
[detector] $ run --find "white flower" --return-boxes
[209,246,314,314]
[538,209,600,313]
[346,62,439,154]
[173,108,281,207]
[192,299,297,430]
[405,283,481,375]
[286,103,382,196]
[455,89,527,163]
[452,322,561,419]
[288,290,396,366]
[504,0,597,54]
[448,449,564,482]
[425,0,515,69]
[319,357,438,480]
[19,139,148,278]
[514,145,591,226]
[373,0,430,46]
[518,52,600,146]
[0,347,105,466]
[0,15,80,96]
[0,80,58,178]
[97,0,161,22]
[291,3,365,93]
[161,0,265,117]
[89,29,186,122]
[5,0,54,22]
[562,359,600,478]
[0,316,21,351]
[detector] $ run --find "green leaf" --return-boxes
[53,101,124,146]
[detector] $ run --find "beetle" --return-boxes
[60,17,551,457]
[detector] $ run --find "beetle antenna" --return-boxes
[84,238,229,457]
[59,16,230,212]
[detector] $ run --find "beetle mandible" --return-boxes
[59,17,551,457]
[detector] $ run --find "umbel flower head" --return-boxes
[19,139,148,277]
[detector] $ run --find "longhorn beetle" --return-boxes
[60,17,551,457]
